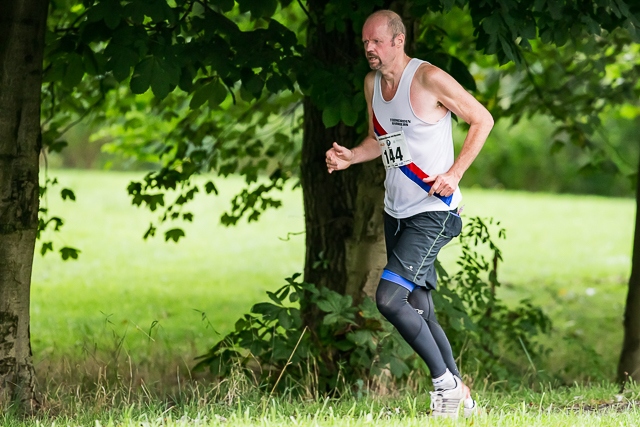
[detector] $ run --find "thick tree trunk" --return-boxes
[299,2,416,316]
[618,151,640,383]
[301,98,386,303]
[0,0,48,409]
[300,1,387,321]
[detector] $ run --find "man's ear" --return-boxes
[395,33,405,48]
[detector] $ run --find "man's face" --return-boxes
[362,18,400,71]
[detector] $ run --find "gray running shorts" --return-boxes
[383,209,462,289]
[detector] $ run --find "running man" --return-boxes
[325,9,494,419]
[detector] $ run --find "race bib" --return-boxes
[378,130,412,170]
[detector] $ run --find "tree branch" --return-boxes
[296,0,315,26]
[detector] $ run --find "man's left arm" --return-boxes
[420,67,494,197]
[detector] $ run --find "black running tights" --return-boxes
[375,278,460,378]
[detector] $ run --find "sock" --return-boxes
[432,369,456,391]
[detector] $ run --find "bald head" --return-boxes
[364,10,406,46]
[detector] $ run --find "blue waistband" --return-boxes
[381,269,416,292]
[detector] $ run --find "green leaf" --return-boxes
[237,0,278,19]
[189,82,212,109]
[278,310,292,329]
[130,57,153,94]
[322,106,341,128]
[164,228,185,242]
[130,56,179,99]
[550,140,564,154]
[89,0,123,30]
[482,14,501,35]
[266,74,287,94]
[105,11,121,29]
[289,292,299,303]
[143,223,156,239]
[498,35,517,63]
[204,181,219,195]
[272,342,293,360]
[333,339,355,351]
[107,46,140,82]
[449,56,476,92]
[61,188,76,201]
[241,69,264,99]
[213,0,235,12]
[267,290,283,305]
[322,312,342,325]
[208,79,228,107]
[388,356,409,378]
[348,330,377,351]
[190,79,228,109]
[47,140,68,154]
[62,53,85,89]
[251,302,280,318]
[60,247,80,261]
[82,48,104,76]
[123,1,145,24]
[150,58,179,99]
[234,317,249,332]
[340,98,358,126]
[40,242,53,256]
[179,66,195,92]
[86,1,106,22]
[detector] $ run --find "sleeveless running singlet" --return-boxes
[372,58,462,218]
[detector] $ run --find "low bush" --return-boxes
[195,216,551,395]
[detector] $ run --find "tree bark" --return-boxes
[618,148,640,383]
[301,99,386,302]
[0,0,49,409]
[300,1,387,323]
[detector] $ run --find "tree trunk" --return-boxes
[618,149,640,383]
[300,1,387,324]
[301,99,386,301]
[0,0,48,409]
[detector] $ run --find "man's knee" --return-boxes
[375,279,404,319]
[407,287,438,323]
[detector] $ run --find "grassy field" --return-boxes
[4,382,640,426]
[32,169,306,384]
[31,169,635,386]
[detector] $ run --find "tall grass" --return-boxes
[4,379,640,426]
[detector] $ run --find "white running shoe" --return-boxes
[459,380,480,418]
[463,398,479,418]
[430,377,464,418]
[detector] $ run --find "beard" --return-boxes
[367,55,382,70]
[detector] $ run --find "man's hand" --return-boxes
[423,170,461,197]
[326,142,355,173]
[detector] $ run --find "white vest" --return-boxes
[372,58,462,218]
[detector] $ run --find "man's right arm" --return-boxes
[326,72,380,173]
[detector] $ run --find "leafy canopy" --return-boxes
[42,0,640,245]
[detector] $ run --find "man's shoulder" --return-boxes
[414,62,451,91]
[363,71,377,91]
[364,70,377,83]
[415,61,443,80]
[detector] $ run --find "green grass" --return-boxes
[3,382,640,426]
[32,169,306,380]
[437,189,634,381]
[31,169,635,384]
